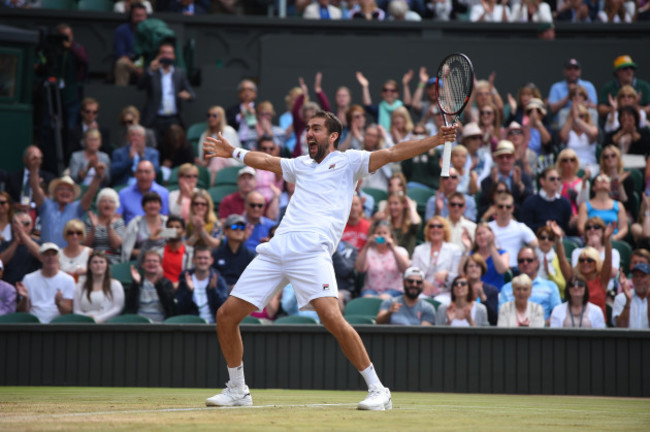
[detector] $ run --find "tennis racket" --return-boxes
[435,53,475,177]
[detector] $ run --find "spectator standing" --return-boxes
[73,251,125,323]
[113,2,148,86]
[497,274,545,327]
[175,246,229,324]
[355,72,406,131]
[375,267,435,325]
[67,97,112,160]
[16,243,74,323]
[125,250,175,322]
[85,188,125,265]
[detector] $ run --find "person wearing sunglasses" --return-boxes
[497,273,545,328]
[185,190,221,250]
[375,267,436,326]
[446,192,476,251]
[553,221,614,318]
[521,166,572,234]
[198,105,241,178]
[426,167,477,222]
[243,191,276,251]
[0,212,41,286]
[355,71,407,131]
[67,97,111,167]
[435,275,489,326]
[577,174,628,241]
[210,214,256,290]
[550,275,605,328]
[462,222,509,292]
[534,226,566,299]
[59,219,93,283]
[498,246,562,322]
[598,55,650,123]
[556,148,589,219]
[488,191,537,268]
[598,144,638,217]
[570,217,621,290]
[613,263,650,328]
[412,216,462,303]
[115,105,157,150]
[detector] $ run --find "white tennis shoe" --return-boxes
[357,384,392,411]
[205,382,252,407]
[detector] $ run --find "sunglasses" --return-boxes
[560,157,576,163]
[248,203,264,209]
[546,176,560,182]
[453,280,468,287]
[207,113,219,118]
[192,201,208,207]
[570,281,587,288]
[0,200,8,205]
[382,88,398,93]
[578,257,595,264]
[443,175,458,180]
[20,220,31,226]
[518,257,535,264]
[122,120,134,126]
[83,109,98,114]
[405,279,423,286]
[508,130,524,136]
[230,223,246,230]
[497,204,513,210]
[602,153,616,160]
[449,202,464,208]
[67,231,84,236]
[538,235,554,241]
[428,224,444,229]
[480,110,494,115]
[585,225,603,231]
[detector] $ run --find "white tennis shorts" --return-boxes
[230,232,338,311]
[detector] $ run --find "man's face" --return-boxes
[563,65,581,84]
[193,250,213,272]
[59,26,73,44]
[225,222,246,242]
[131,7,147,25]
[517,249,539,278]
[237,174,256,196]
[245,192,266,220]
[541,169,561,196]
[135,162,155,188]
[349,196,363,220]
[81,103,99,125]
[258,139,276,156]
[495,152,515,174]
[441,168,459,194]
[632,271,650,296]
[143,254,161,274]
[495,197,514,221]
[305,117,333,163]
[128,130,146,151]
[403,276,423,300]
[238,81,257,103]
[54,185,75,205]
[615,66,635,85]
[158,45,175,62]
[14,214,33,234]
[24,147,43,167]
[448,196,465,220]
[41,250,59,270]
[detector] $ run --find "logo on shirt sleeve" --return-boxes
[328,164,336,170]
[322,283,330,291]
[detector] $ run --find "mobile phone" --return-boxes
[159,227,178,239]
[375,236,385,244]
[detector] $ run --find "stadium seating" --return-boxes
[407,187,435,217]
[77,0,113,11]
[423,298,441,311]
[186,121,206,158]
[208,184,238,211]
[106,314,153,324]
[50,314,96,324]
[344,315,376,325]
[163,315,207,324]
[41,0,76,9]
[0,312,40,323]
[274,315,319,324]
[111,261,135,292]
[344,297,383,318]
[362,188,387,214]
[241,316,262,324]
[214,165,241,186]
[612,240,633,274]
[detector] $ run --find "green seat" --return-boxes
[625,168,644,193]
[50,314,96,324]
[407,187,435,216]
[273,315,319,324]
[504,269,514,284]
[163,315,207,324]
[187,121,207,157]
[562,238,580,261]
[241,315,262,324]
[362,188,388,214]
[0,312,40,323]
[214,165,243,186]
[208,184,238,210]
[106,314,153,324]
[612,239,633,274]
[77,0,113,11]
[423,298,441,311]
[111,261,135,290]
[344,297,383,317]
[344,314,376,325]
[41,0,76,9]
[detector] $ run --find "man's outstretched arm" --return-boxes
[203,134,283,175]
[368,125,457,173]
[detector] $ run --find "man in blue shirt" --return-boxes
[498,246,562,321]
[113,2,148,86]
[243,191,275,251]
[111,125,160,187]
[118,160,169,225]
[547,58,598,126]
[375,267,436,325]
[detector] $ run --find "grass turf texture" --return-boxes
[1,387,648,432]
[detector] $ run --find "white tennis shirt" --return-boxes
[276,150,370,255]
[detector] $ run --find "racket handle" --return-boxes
[441,141,452,177]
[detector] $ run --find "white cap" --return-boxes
[39,242,60,254]
[403,266,425,280]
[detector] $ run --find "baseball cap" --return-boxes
[39,242,61,254]
[631,263,650,274]
[426,77,439,88]
[404,266,425,280]
[225,214,246,227]
[613,55,637,71]
[237,166,256,178]
[493,140,515,157]
[564,58,581,69]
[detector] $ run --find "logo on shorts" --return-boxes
[328,164,336,170]
[322,283,329,291]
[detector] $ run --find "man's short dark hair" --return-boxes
[312,110,342,147]
[131,2,147,12]
[539,166,557,180]
[193,245,211,258]
[448,191,466,204]
[167,215,185,229]
[141,191,162,207]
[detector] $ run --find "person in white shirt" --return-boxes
[613,263,650,328]
[202,110,457,410]
[15,243,75,323]
[488,191,538,268]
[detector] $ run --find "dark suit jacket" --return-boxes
[66,125,112,163]
[226,104,242,130]
[138,67,196,127]
[479,171,534,218]
[1,168,55,205]
[110,146,160,187]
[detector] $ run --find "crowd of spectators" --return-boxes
[0,11,649,329]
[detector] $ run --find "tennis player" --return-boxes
[203,111,457,410]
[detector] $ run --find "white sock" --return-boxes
[228,363,246,388]
[359,363,382,389]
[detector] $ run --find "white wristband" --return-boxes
[233,148,249,164]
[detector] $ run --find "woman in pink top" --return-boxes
[355,220,410,300]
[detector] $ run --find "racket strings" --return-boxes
[437,55,473,115]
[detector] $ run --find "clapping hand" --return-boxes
[130,265,141,285]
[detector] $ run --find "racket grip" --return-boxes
[441,141,452,177]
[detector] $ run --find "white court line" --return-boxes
[0,403,357,422]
